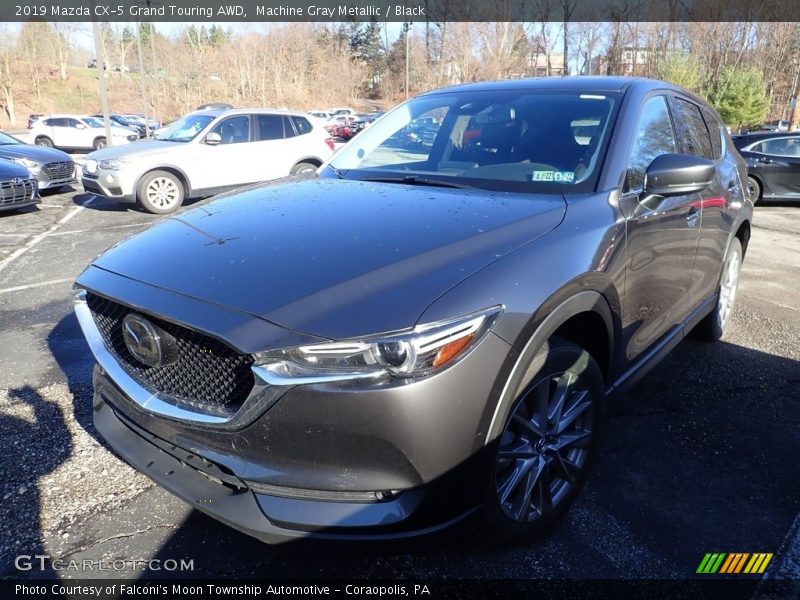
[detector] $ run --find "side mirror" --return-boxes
[204,132,222,146]
[75,123,86,130]
[644,154,715,196]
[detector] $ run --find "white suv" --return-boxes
[82,108,335,214]
[30,115,138,151]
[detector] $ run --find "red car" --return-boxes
[324,115,355,140]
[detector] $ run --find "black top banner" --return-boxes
[2,0,799,23]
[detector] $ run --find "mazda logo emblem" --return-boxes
[122,314,164,368]
[11,178,22,185]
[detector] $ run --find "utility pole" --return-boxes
[135,22,150,138]
[404,21,411,99]
[149,23,160,125]
[91,13,113,147]
[790,58,800,131]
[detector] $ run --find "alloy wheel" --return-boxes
[717,245,741,330]
[495,370,594,523]
[145,177,180,210]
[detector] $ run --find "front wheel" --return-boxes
[696,238,743,340]
[93,137,107,150]
[290,162,318,175]
[475,339,604,544]
[137,170,184,214]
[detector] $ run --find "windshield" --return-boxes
[0,131,21,145]
[158,114,215,142]
[327,89,619,193]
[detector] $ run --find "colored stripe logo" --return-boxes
[696,552,773,574]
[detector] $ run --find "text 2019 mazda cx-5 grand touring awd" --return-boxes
[75,78,752,544]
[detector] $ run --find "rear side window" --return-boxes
[626,95,677,191]
[701,108,724,159]
[256,114,284,141]
[291,116,313,135]
[752,137,800,156]
[671,97,713,159]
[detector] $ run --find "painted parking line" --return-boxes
[0,277,75,295]
[0,196,95,275]
[48,222,150,237]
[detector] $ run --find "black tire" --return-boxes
[696,238,743,341]
[93,137,107,150]
[746,176,761,204]
[290,162,318,176]
[34,136,53,148]
[137,170,184,215]
[474,338,605,544]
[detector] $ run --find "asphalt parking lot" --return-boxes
[0,185,798,585]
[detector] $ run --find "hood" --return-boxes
[87,139,184,161]
[104,125,138,137]
[0,158,32,178]
[0,143,72,164]
[91,178,566,340]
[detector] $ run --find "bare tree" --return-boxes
[0,25,16,126]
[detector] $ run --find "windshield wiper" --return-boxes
[326,164,346,179]
[361,175,474,189]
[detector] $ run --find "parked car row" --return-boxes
[10,97,800,218]
[320,111,384,140]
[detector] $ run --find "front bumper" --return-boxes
[93,366,479,542]
[81,168,137,202]
[75,271,514,541]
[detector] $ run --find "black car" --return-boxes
[0,158,39,212]
[75,77,752,545]
[349,112,385,135]
[92,114,146,138]
[732,131,800,203]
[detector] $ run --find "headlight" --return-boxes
[254,306,502,384]
[11,157,37,169]
[98,159,126,170]
[84,159,98,174]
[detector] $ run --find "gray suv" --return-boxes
[75,78,752,544]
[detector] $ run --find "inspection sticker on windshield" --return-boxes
[532,170,575,182]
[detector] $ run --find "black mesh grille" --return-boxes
[86,292,255,416]
[0,177,37,207]
[43,161,75,182]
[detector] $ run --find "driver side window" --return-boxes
[626,96,677,191]
[212,116,251,145]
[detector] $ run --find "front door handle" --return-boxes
[687,207,699,228]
